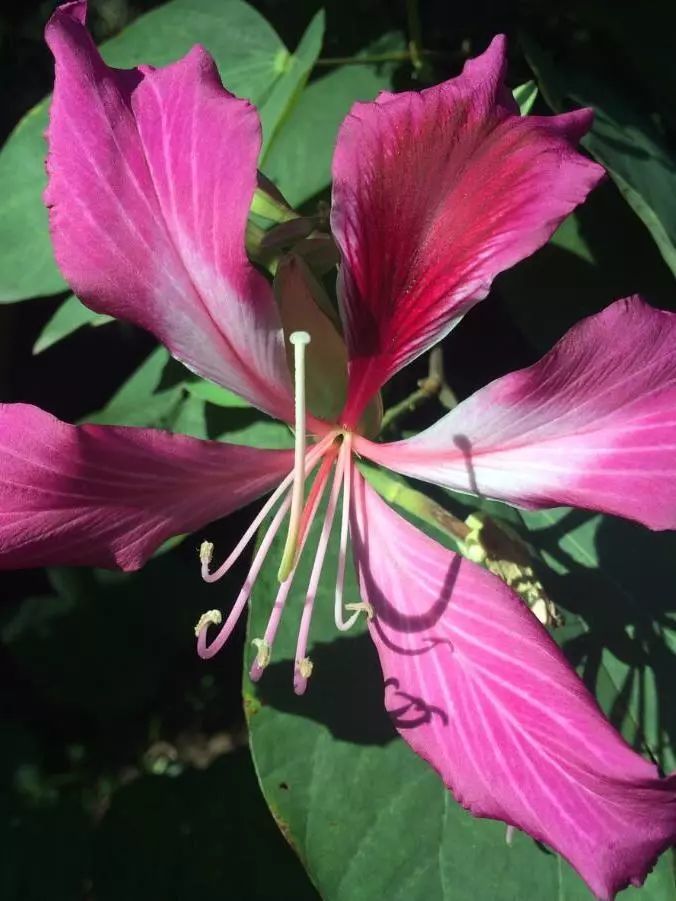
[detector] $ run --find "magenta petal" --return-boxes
[349,467,676,899]
[0,404,293,571]
[357,297,676,530]
[45,1,292,420]
[332,36,604,425]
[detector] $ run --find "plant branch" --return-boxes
[380,372,442,433]
[380,347,457,434]
[315,49,442,67]
[405,0,425,72]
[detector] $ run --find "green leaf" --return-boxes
[0,0,311,304]
[262,32,405,206]
[33,295,112,354]
[524,36,676,279]
[421,482,676,774]
[513,79,538,115]
[0,98,67,302]
[246,492,675,900]
[183,379,250,409]
[260,11,325,157]
[216,410,293,449]
[102,0,285,96]
[174,393,293,448]
[85,347,183,429]
[517,507,676,773]
[85,346,293,450]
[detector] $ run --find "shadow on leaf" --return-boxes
[254,632,396,746]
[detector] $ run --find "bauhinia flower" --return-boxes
[0,2,674,896]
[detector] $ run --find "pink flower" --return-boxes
[0,1,674,895]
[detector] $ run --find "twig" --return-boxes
[380,372,442,433]
[380,346,458,434]
[429,346,457,410]
[315,49,443,68]
[405,0,425,72]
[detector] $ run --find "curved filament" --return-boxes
[250,444,338,681]
[201,430,335,584]
[197,489,292,659]
[335,433,361,631]
[293,440,348,694]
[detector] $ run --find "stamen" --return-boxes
[196,489,293,659]
[297,657,314,679]
[250,448,334,682]
[293,445,346,695]
[345,600,374,621]
[295,442,338,552]
[251,638,271,669]
[278,330,311,582]
[201,429,334,584]
[199,541,214,566]
[334,433,361,631]
[193,608,221,636]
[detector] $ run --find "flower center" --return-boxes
[194,332,368,694]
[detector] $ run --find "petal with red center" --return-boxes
[45,1,292,420]
[0,404,293,571]
[357,297,676,530]
[331,36,604,425]
[349,468,676,900]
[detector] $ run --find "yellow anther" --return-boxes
[199,540,214,565]
[251,638,271,669]
[345,600,374,621]
[297,657,314,679]
[194,609,222,637]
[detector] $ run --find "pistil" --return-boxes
[278,330,311,582]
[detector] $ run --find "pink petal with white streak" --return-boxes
[357,297,676,530]
[349,467,676,900]
[331,35,604,425]
[0,404,292,571]
[45,1,292,420]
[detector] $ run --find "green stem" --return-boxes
[380,373,441,433]
[405,0,425,72]
[362,464,470,545]
[429,346,458,409]
[315,49,441,67]
[315,51,411,66]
